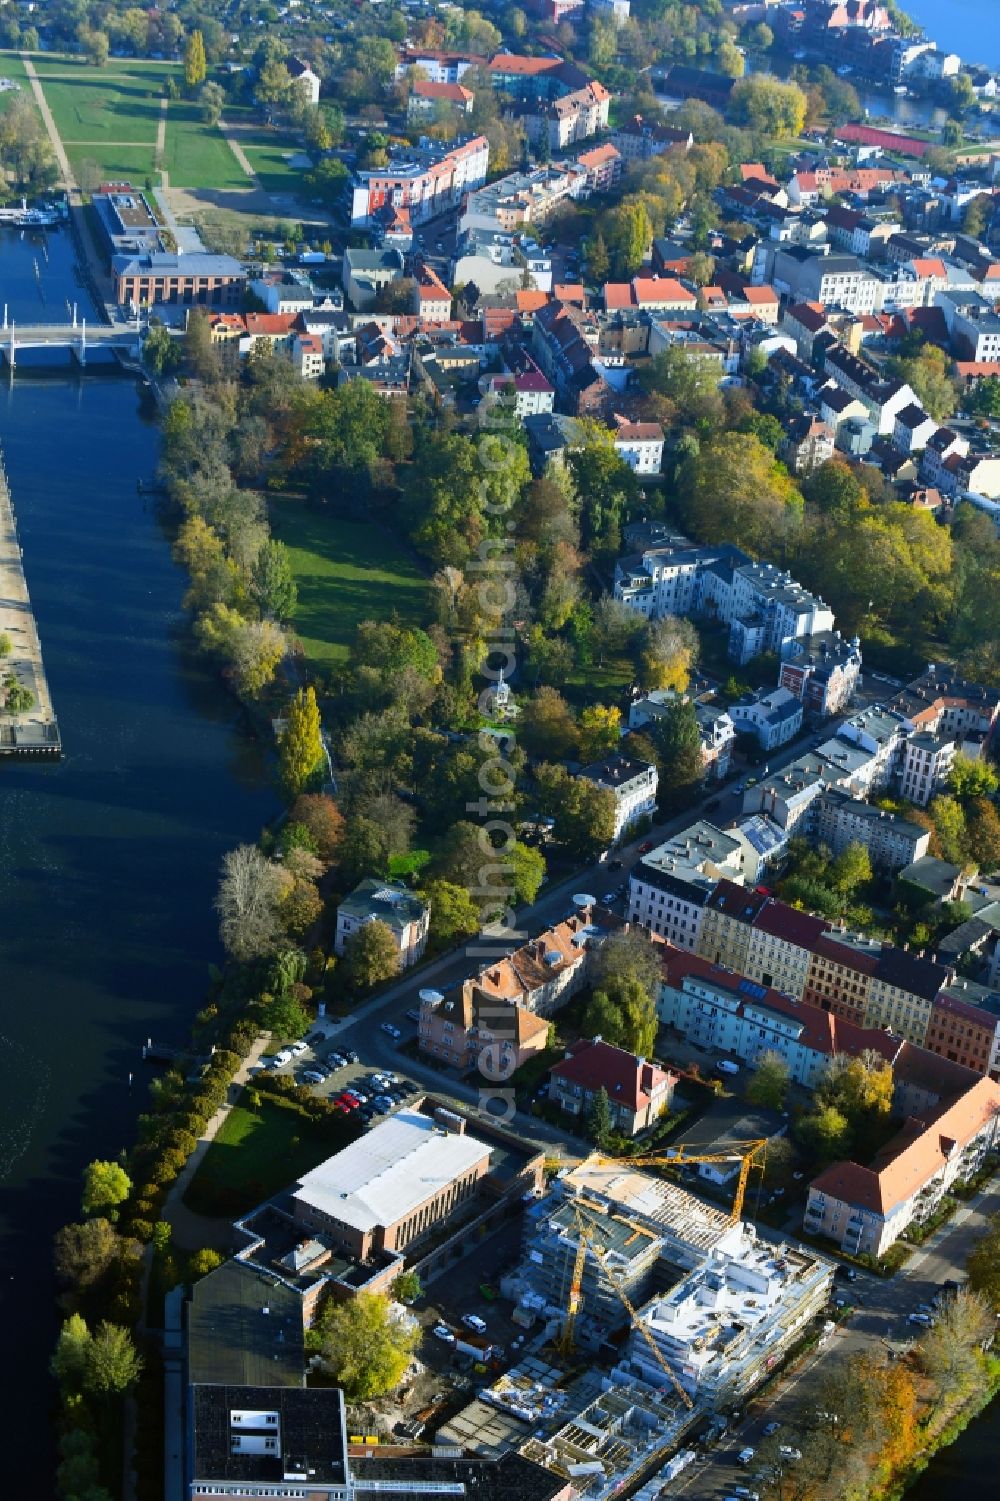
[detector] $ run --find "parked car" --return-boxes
[763,1423,781,1436]
[737,1447,755,1466]
[382,1023,402,1039]
[715,1059,741,1076]
[779,1447,802,1462]
[908,1312,933,1326]
[290,1040,309,1056]
[346,1050,359,1064]
[406,1008,421,1022]
[301,1070,325,1085]
[462,1314,487,1333]
[607,858,623,871]
[273,1049,293,1066]
[432,1325,455,1343]
[637,840,654,854]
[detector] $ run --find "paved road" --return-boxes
[664,1175,1000,1497]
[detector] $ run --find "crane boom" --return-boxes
[593,1138,768,1222]
[570,1205,694,1409]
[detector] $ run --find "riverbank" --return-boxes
[0,449,60,756]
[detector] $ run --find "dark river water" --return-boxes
[0,229,276,1479]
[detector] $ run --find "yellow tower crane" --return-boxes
[593,1137,769,1223]
[558,1202,695,1409]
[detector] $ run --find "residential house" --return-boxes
[419,979,550,1075]
[578,754,658,840]
[613,417,663,474]
[548,1038,677,1136]
[407,80,474,120]
[286,55,321,104]
[291,332,324,380]
[628,691,735,781]
[342,246,404,312]
[333,879,430,966]
[351,136,489,228]
[729,688,804,753]
[782,414,836,474]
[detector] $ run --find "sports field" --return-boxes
[269,504,431,673]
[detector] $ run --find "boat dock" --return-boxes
[0,454,60,757]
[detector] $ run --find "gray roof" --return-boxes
[112,250,244,276]
[186,1260,304,1388]
[338,878,427,933]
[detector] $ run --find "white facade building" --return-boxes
[578,755,658,840]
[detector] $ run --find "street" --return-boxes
[663,1176,1000,1497]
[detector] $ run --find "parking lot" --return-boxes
[254,1030,422,1126]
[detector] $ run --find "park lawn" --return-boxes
[562,653,634,709]
[183,1097,357,1217]
[67,141,157,183]
[269,503,431,673]
[163,100,249,189]
[40,73,163,144]
[241,141,308,197]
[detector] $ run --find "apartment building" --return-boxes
[548,1038,677,1136]
[778,630,863,716]
[628,691,736,781]
[625,1227,832,1403]
[628,824,745,950]
[925,983,1000,1076]
[811,789,931,873]
[419,979,550,1075]
[524,80,611,151]
[460,163,587,234]
[578,754,658,840]
[804,1073,1000,1257]
[772,246,879,315]
[612,418,664,474]
[898,731,957,807]
[351,135,489,227]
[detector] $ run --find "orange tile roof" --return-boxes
[632,276,695,306]
[577,143,620,168]
[245,313,297,336]
[603,282,634,309]
[909,258,947,278]
[553,283,585,303]
[487,53,558,75]
[743,284,778,304]
[515,289,550,312]
[812,1075,1000,1217]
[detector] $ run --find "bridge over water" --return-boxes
[0,318,142,368]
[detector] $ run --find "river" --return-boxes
[901,0,1000,74]
[0,228,276,1484]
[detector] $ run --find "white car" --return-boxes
[381,1023,401,1039]
[290,1040,309,1056]
[737,1448,755,1466]
[272,1049,293,1065]
[462,1314,487,1334]
[432,1325,455,1343]
[779,1446,802,1462]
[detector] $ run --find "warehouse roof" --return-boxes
[293,1110,491,1232]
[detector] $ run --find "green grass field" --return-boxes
[163,100,249,190]
[41,73,162,143]
[241,140,306,196]
[67,141,158,182]
[269,503,431,673]
[183,1097,357,1217]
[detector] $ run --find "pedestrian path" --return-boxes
[22,55,75,190]
[160,1032,270,1251]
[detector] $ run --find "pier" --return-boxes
[0,454,61,757]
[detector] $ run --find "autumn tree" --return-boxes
[51,1313,92,1396]
[82,1160,132,1220]
[318,1292,418,1399]
[587,1086,612,1148]
[677,433,803,555]
[83,1321,143,1400]
[289,793,344,864]
[343,919,401,991]
[918,1288,995,1395]
[640,614,699,691]
[534,763,617,859]
[422,878,481,949]
[888,343,959,421]
[730,76,807,137]
[585,973,658,1058]
[184,28,207,90]
[518,686,578,761]
[279,686,325,800]
[54,1218,119,1291]
[194,604,285,699]
[578,704,622,762]
[648,697,704,812]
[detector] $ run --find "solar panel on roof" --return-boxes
[738,979,767,1000]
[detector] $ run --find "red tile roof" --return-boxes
[551,1038,675,1113]
[603,282,634,310]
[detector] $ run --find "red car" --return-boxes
[637,840,654,854]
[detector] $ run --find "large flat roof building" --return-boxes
[291,1107,492,1260]
[189,1384,349,1501]
[112,250,245,309]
